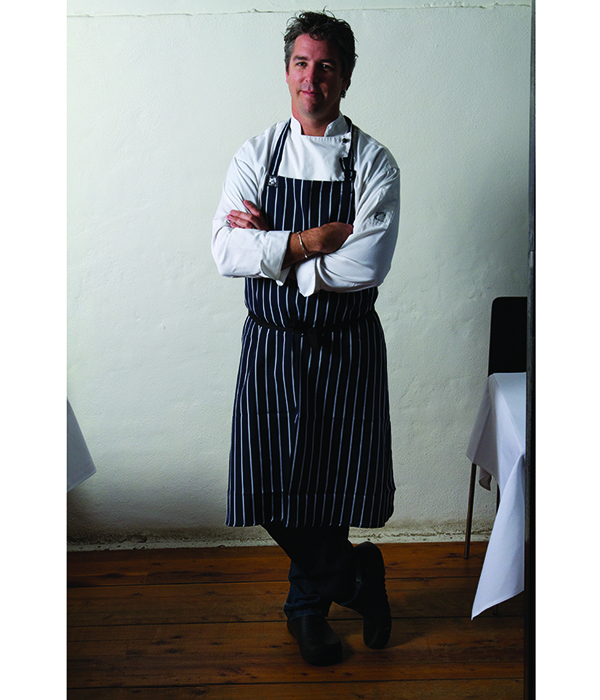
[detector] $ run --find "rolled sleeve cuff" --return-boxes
[295,258,318,296]
[260,229,292,284]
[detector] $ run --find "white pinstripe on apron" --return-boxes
[227,119,395,528]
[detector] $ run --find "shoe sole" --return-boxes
[355,542,392,649]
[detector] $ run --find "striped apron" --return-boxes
[227,119,395,528]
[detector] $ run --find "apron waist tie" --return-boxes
[247,308,376,352]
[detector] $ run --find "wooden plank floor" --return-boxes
[67,542,524,699]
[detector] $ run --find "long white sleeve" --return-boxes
[211,128,292,285]
[296,143,400,295]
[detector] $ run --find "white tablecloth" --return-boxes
[467,372,526,618]
[67,399,96,491]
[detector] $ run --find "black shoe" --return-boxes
[352,542,392,649]
[286,615,343,666]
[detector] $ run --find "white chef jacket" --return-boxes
[212,113,400,297]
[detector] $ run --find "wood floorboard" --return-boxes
[67,542,523,698]
[67,542,488,587]
[67,678,524,700]
[68,577,523,627]
[68,617,523,685]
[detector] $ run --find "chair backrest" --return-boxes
[487,296,527,376]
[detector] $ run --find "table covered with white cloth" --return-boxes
[467,372,526,618]
[67,399,96,491]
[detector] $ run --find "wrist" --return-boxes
[299,227,320,255]
[297,231,310,258]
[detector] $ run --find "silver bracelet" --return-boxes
[297,231,309,259]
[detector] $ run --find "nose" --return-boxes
[306,63,320,83]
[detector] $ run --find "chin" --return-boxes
[301,99,325,114]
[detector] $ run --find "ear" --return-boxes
[342,73,352,93]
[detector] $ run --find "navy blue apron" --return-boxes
[227,119,394,528]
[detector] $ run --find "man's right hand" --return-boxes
[304,222,353,255]
[283,222,353,269]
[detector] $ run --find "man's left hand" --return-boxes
[227,201,269,230]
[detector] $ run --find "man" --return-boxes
[212,11,400,666]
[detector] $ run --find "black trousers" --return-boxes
[262,521,359,620]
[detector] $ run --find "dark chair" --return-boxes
[464,296,527,559]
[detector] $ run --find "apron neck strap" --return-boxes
[267,120,291,179]
[340,117,357,182]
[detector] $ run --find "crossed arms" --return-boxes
[212,134,400,296]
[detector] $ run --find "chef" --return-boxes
[212,10,400,666]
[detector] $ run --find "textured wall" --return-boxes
[67,1,531,548]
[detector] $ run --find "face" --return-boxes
[286,34,351,132]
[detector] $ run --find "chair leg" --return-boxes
[464,462,478,559]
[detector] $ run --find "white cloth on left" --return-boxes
[67,399,96,491]
[212,113,400,297]
[467,372,526,618]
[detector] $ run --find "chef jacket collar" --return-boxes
[290,113,349,139]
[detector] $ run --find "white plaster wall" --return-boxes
[67,0,532,548]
